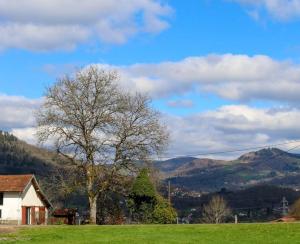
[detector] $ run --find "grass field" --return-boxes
[1,223,300,243]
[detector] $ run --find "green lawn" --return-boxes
[1,223,300,243]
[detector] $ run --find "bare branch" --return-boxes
[36,66,168,224]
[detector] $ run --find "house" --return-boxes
[0,174,51,225]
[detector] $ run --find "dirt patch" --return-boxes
[0,226,17,234]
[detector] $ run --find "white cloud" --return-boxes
[202,105,300,135]
[167,99,194,108]
[0,23,89,51]
[0,94,42,129]
[231,0,300,21]
[10,127,37,145]
[0,0,172,51]
[92,54,300,103]
[165,105,300,158]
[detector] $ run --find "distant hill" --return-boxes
[0,131,64,175]
[154,157,198,172]
[3,129,300,200]
[156,148,300,192]
[154,157,228,176]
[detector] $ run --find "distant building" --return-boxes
[0,174,51,225]
[273,216,298,222]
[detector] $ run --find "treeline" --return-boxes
[172,185,300,222]
[0,131,53,174]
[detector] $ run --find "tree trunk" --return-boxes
[87,167,97,224]
[89,196,97,224]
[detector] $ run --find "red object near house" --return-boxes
[50,208,78,225]
[273,216,299,222]
[22,206,26,225]
[39,207,46,224]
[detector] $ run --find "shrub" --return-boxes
[153,195,177,224]
[290,198,300,218]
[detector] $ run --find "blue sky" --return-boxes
[1,0,300,158]
[2,1,300,98]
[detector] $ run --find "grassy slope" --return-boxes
[1,223,300,243]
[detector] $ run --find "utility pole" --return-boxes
[168,180,171,204]
[282,196,289,216]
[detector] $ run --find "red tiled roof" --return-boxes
[0,174,33,192]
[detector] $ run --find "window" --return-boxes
[0,209,2,219]
[0,193,3,205]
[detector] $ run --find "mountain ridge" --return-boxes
[156,147,300,192]
[2,130,300,195]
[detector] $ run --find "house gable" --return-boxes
[22,182,44,206]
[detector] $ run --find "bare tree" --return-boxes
[36,66,168,224]
[201,195,231,224]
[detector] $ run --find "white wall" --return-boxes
[0,192,22,222]
[22,183,44,206]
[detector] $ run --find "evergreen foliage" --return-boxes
[131,168,156,200]
[128,168,177,224]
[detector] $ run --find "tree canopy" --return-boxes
[36,66,168,223]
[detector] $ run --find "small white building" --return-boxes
[0,174,51,225]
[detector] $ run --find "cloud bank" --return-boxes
[165,105,300,158]
[2,94,300,158]
[0,94,42,129]
[93,54,300,104]
[0,0,171,51]
[231,0,300,21]
[167,99,194,108]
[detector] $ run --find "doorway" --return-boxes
[26,207,31,225]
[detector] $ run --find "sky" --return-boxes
[1,0,300,159]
